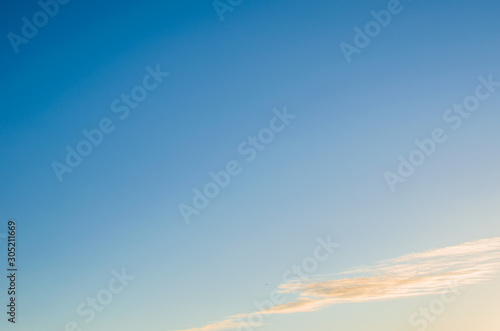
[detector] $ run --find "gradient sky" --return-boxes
[1,0,500,330]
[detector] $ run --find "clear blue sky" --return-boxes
[1,0,500,330]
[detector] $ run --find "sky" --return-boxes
[1,0,500,330]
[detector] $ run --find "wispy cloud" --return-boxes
[175,237,500,331]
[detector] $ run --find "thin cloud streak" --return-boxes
[175,237,500,331]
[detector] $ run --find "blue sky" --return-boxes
[1,0,500,330]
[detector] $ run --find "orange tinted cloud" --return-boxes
[175,237,500,331]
